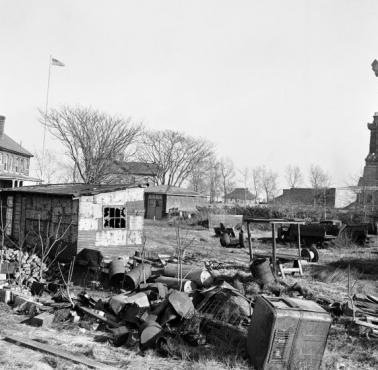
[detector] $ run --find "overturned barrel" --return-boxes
[110,257,127,287]
[123,264,152,291]
[155,276,197,293]
[250,258,275,285]
[163,263,213,287]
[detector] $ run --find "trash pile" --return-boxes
[0,246,354,368]
[0,247,253,358]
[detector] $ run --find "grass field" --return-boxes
[0,219,377,369]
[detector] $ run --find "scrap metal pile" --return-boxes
[3,246,371,368]
[0,248,253,358]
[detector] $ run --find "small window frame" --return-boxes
[103,205,127,229]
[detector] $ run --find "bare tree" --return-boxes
[188,159,211,194]
[219,158,235,203]
[188,155,220,198]
[309,164,330,189]
[309,164,331,207]
[40,106,142,184]
[285,165,303,188]
[138,129,213,186]
[239,167,251,206]
[261,167,278,202]
[208,161,222,203]
[251,166,263,203]
[33,149,59,184]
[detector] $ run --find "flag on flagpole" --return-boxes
[51,57,65,67]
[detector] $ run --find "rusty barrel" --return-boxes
[109,257,126,287]
[250,258,275,285]
[123,264,152,291]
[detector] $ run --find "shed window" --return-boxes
[103,206,126,229]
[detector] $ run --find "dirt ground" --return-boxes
[0,219,377,369]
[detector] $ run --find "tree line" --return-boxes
[38,105,331,203]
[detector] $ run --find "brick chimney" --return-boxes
[0,115,5,137]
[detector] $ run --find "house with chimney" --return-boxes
[0,115,39,188]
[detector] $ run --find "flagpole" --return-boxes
[41,55,52,183]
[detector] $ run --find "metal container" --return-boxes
[123,264,152,291]
[109,257,126,287]
[247,296,331,370]
[250,258,275,285]
[155,276,197,293]
[163,263,213,287]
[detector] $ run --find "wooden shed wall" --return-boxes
[2,193,78,260]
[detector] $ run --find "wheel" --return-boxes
[301,248,311,261]
[309,244,319,262]
[220,233,230,247]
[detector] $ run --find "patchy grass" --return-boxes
[0,221,377,369]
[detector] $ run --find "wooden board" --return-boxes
[3,334,117,370]
[253,252,307,261]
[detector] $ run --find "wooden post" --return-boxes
[271,223,277,276]
[247,221,253,261]
[297,223,301,257]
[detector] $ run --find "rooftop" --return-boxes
[110,161,159,176]
[0,133,33,157]
[145,185,206,197]
[0,183,146,197]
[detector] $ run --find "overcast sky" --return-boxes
[1,0,378,188]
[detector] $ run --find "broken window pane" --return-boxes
[103,206,126,229]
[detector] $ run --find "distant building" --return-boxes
[274,187,337,208]
[0,115,39,188]
[108,161,159,185]
[225,188,255,206]
[144,185,207,219]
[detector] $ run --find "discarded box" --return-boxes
[247,296,331,370]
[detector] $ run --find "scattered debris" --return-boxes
[0,243,343,368]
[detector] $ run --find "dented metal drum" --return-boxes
[109,257,126,287]
[123,264,152,291]
[250,258,275,285]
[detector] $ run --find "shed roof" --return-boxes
[0,183,146,197]
[145,185,205,197]
[0,134,33,157]
[110,161,159,176]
